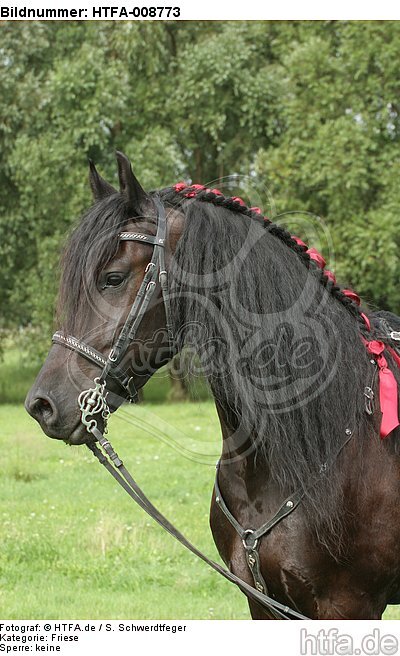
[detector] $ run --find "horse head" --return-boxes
[25,152,183,444]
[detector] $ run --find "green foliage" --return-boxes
[254,21,400,311]
[1,20,400,360]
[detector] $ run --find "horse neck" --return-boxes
[213,400,284,514]
[214,400,270,474]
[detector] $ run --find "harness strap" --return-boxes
[213,427,354,612]
[52,332,136,399]
[119,232,162,245]
[159,239,175,353]
[86,429,308,620]
[215,464,303,616]
[98,197,172,396]
[215,468,304,542]
[244,542,268,593]
[52,332,107,367]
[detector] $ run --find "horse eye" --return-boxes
[103,273,126,289]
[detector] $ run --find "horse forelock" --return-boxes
[57,193,135,335]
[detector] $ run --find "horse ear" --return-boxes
[115,150,149,213]
[88,160,117,200]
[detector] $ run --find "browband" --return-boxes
[52,332,137,399]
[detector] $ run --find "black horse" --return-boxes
[26,152,400,619]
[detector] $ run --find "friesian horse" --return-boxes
[26,152,400,619]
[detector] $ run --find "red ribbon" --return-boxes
[291,235,307,249]
[291,237,327,270]
[185,184,205,198]
[231,196,246,207]
[361,312,371,331]
[306,247,326,269]
[363,340,400,439]
[173,182,187,192]
[343,289,361,305]
[324,269,336,284]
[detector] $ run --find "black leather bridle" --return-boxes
[52,195,174,414]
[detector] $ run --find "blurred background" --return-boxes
[1,20,400,403]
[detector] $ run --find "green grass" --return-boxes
[0,401,251,619]
[1,403,400,620]
[1,348,399,619]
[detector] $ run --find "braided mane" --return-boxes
[158,181,385,556]
[57,175,399,558]
[161,182,370,338]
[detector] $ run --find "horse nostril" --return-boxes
[27,395,56,423]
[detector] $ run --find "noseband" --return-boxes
[52,195,174,432]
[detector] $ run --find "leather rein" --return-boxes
[51,194,343,621]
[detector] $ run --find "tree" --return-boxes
[0,21,285,358]
[254,21,400,311]
[1,20,399,366]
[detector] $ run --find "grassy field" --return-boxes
[0,399,252,619]
[1,348,399,619]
